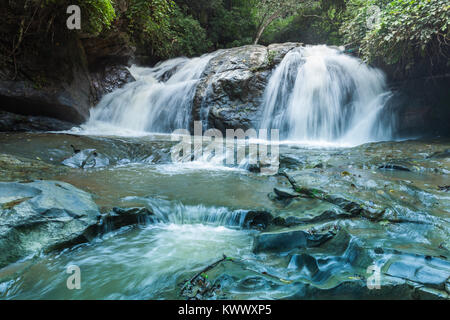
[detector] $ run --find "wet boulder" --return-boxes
[273,187,300,200]
[242,211,273,230]
[99,207,157,233]
[192,43,303,132]
[0,180,100,268]
[427,149,450,159]
[253,229,334,253]
[279,210,354,227]
[279,154,303,170]
[0,110,75,132]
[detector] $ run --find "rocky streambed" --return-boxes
[0,132,449,299]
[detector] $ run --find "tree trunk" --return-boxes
[253,11,282,45]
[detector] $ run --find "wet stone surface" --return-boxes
[0,132,449,299]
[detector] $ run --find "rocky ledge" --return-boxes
[0,31,135,132]
[0,179,156,269]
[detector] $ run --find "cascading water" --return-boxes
[260,45,394,145]
[83,44,394,146]
[85,53,215,133]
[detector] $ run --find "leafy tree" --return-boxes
[253,0,318,44]
[175,0,258,49]
[79,0,116,34]
[261,0,346,45]
[169,7,212,57]
[125,0,175,58]
[341,0,450,75]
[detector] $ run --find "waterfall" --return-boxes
[260,45,394,145]
[83,45,394,145]
[85,53,215,133]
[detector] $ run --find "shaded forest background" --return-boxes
[1,0,449,79]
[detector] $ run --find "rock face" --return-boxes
[0,180,100,268]
[192,43,302,132]
[89,65,135,106]
[387,75,450,138]
[0,110,74,132]
[0,33,135,130]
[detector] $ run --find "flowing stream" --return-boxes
[0,45,449,300]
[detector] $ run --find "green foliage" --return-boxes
[208,2,257,48]
[175,0,258,49]
[7,0,449,77]
[80,0,116,34]
[41,0,116,35]
[125,0,211,58]
[341,0,450,72]
[253,0,317,44]
[169,8,212,57]
[261,1,345,45]
[126,0,175,58]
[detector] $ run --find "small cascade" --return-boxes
[127,197,254,228]
[85,53,216,133]
[260,45,394,145]
[83,45,395,146]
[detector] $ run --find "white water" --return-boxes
[82,45,394,146]
[85,54,215,133]
[1,223,253,299]
[124,196,251,227]
[261,45,394,145]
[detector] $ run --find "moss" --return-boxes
[32,74,50,90]
[267,50,276,67]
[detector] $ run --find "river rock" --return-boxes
[273,187,300,199]
[253,229,334,253]
[242,210,273,230]
[99,207,157,233]
[428,149,450,159]
[280,210,354,226]
[0,110,75,132]
[289,234,373,281]
[378,164,411,171]
[0,180,100,268]
[62,149,110,169]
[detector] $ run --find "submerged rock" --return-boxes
[0,153,67,182]
[278,210,354,227]
[62,149,109,169]
[288,234,373,283]
[384,254,450,290]
[0,180,100,268]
